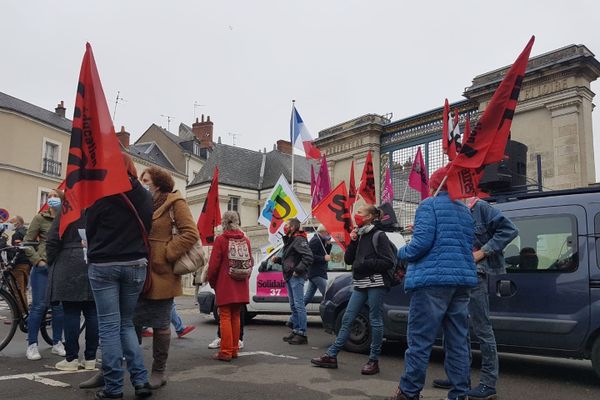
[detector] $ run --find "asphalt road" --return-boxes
[1,295,599,400]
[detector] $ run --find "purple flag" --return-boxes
[312,156,331,209]
[381,166,394,204]
[310,164,316,197]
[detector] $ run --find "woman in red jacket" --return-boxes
[207,211,252,361]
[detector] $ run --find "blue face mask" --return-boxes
[47,197,61,209]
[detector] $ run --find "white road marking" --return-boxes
[237,351,298,360]
[0,369,90,387]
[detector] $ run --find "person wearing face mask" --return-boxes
[134,166,199,389]
[7,216,31,312]
[23,189,65,361]
[311,205,395,375]
[277,218,313,345]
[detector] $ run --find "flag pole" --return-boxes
[291,100,295,190]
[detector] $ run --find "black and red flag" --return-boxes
[442,99,459,161]
[312,182,353,251]
[348,160,357,212]
[197,167,222,245]
[357,150,376,205]
[446,36,535,199]
[59,43,131,236]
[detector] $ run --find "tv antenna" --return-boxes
[160,114,174,131]
[227,132,240,146]
[113,91,126,121]
[193,101,206,118]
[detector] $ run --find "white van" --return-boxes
[197,232,405,322]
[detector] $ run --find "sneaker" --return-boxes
[81,359,97,370]
[177,326,196,338]
[141,328,153,338]
[432,378,452,389]
[466,384,497,400]
[238,340,244,350]
[55,359,80,371]
[208,337,221,349]
[26,343,41,360]
[52,342,66,357]
[310,354,338,369]
[288,333,308,345]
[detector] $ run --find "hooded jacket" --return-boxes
[281,231,313,281]
[307,234,332,279]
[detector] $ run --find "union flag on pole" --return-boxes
[357,150,376,205]
[408,147,429,200]
[197,167,222,245]
[59,43,131,236]
[312,182,353,251]
[447,36,535,200]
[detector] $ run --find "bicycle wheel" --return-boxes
[0,288,19,351]
[40,308,55,346]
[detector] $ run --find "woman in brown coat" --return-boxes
[134,166,199,389]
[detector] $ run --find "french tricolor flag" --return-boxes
[290,105,321,160]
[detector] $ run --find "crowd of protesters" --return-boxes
[4,160,518,400]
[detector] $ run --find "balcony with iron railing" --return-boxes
[42,158,62,177]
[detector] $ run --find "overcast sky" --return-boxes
[3,1,600,179]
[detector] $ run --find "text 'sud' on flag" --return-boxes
[408,147,429,200]
[197,167,222,246]
[357,150,376,205]
[312,182,353,251]
[60,43,131,236]
[258,174,308,244]
[290,105,321,160]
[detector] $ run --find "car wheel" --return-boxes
[592,336,600,379]
[335,307,370,354]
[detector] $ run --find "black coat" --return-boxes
[86,178,153,264]
[46,212,92,302]
[307,234,332,279]
[281,232,313,281]
[344,227,396,287]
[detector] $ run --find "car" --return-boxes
[320,186,600,378]
[197,231,405,323]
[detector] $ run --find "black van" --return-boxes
[319,186,600,378]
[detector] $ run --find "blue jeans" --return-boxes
[327,286,387,361]
[27,265,64,345]
[468,274,498,388]
[89,263,148,395]
[62,301,98,362]
[286,276,307,336]
[303,276,327,305]
[171,302,184,334]
[400,286,471,399]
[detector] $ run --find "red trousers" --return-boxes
[218,304,241,357]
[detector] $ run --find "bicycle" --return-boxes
[0,243,57,351]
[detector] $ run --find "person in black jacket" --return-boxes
[46,207,98,373]
[311,205,395,375]
[277,218,313,345]
[85,153,153,400]
[304,224,332,304]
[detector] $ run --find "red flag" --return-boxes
[463,114,471,146]
[312,156,332,209]
[454,36,534,170]
[312,182,353,251]
[197,167,222,246]
[59,43,132,236]
[348,160,357,211]
[446,165,485,200]
[357,150,376,205]
[39,180,66,213]
[408,147,429,200]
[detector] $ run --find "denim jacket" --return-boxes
[471,199,519,275]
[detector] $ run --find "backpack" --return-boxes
[227,238,253,281]
[372,231,405,287]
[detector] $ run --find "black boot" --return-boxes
[134,382,152,398]
[94,390,123,400]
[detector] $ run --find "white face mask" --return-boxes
[142,184,151,192]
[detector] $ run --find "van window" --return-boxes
[505,214,578,273]
[265,249,283,272]
[328,243,351,272]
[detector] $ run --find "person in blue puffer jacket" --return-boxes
[389,166,477,400]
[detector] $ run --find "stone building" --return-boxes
[314,44,600,227]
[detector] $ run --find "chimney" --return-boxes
[192,114,214,149]
[276,140,293,155]
[55,101,66,118]
[116,125,130,148]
